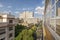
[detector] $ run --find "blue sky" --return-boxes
[0,0,45,18]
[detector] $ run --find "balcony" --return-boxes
[0,22,16,27]
[0,22,7,27]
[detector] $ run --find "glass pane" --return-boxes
[50,5,56,31]
[56,0,60,36]
[56,1,60,16]
[52,0,55,5]
[56,1,60,7]
[56,19,60,36]
[51,5,56,18]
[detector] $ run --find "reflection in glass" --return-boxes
[52,0,55,5]
[56,0,60,36]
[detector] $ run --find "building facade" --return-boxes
[23,18,40,24]
[19,11,34,19]
[19,11,40,26]
[0,13,16,40]
[44,0,60,40]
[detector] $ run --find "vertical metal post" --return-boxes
[54,0,57,32]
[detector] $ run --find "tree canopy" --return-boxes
[15,25,37,40]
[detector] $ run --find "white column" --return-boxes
[54,0,57,32]
[13,26,15,40]
[5,27,9,40]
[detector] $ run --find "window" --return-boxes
[52,0,55,5]
[9,33,13,38]
[0,31,5,35]
[51,5,56,17]
[0,28,5,35]
[9,27,13,31]
[56,1,60,16]
[9,20,13,23]
[56,1,60,7]
[0,38,5,40]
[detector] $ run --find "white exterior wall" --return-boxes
[0,26,14,40]
[21,18,40,25]
[19,11,34,19]
[24,18,38,24]
[2,15,7,22]
[0,13,16,40]
[3,19,7,22]
[0,19,3,22]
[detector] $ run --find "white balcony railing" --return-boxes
[0,22,7,27]
[0,22,16,27]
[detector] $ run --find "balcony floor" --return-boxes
[44,26,55,40]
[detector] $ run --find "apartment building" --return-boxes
[19,11,34,19]
[0,13,16,40]
[19,11,40,26]
[22,18,40,24]
[44,0,60,40]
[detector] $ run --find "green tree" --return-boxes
[31,25,37,31]
[15,24,26,37]
[15,29,34,40]
[15,24,38,40]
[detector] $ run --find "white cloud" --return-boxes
[22,8,27,10]
[16,8,21,10]
[42,0,45,4]
[34,11,38,14]
[16,8,34,11]
[7,6,12,8]
[35,6,44,15]
[35,6,44,10]
[27,8,33,10]
[15,11,20,14]
[3,10,11,13]
[0,3,3,7]
[27,8,30,10]
[15,8,26,11]
[3,11,9,13]
[22,8,34,10]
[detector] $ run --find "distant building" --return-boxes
[0,13,16,40]
[19,11,34,19]
[23,18,40,24]
[19,11,40,26]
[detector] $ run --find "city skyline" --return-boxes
[0,0,45,18]
[0,0,60,40]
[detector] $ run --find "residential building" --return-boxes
[19,11,40,26]
[0,13,16,40]
[19,11,34,19]
[22,18,40,24]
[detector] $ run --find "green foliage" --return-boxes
[15,24,26,37]
[31,25,37,31]
[15,29,34,40]
[15,24,38,40]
